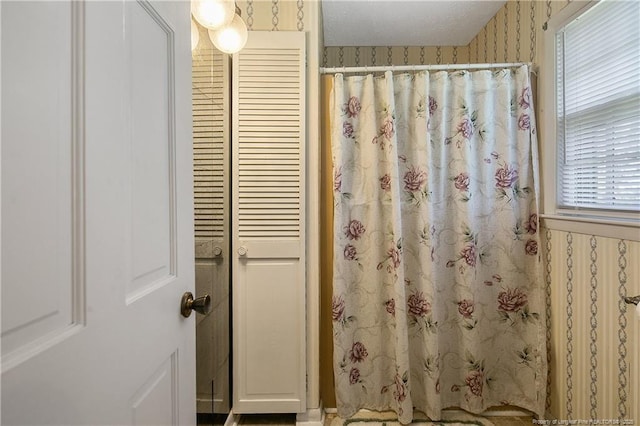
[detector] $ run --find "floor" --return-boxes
[198,412,534,426]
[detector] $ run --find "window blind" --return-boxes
[556,0,640,212]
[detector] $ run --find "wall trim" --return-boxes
[296,404,326,426]
[542,215,640,241]
[305,0,322,413]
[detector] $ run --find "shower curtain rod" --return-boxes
[319,62,534,74]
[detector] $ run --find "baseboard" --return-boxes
[296,403,326,426]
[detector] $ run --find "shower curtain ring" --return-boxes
[623,295,640,305]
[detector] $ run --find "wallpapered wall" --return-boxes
[323,46,468,68]
[236,0,306,32]
[545,229,640,421]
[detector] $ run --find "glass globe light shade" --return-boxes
[191,18,200,51]
[191,0,234,31]
[208,13,248,54]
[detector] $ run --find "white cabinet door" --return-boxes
[1,1,196,424]
[232,31,307,414]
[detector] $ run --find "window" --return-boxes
[544,0,640,220]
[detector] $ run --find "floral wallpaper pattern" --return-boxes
[331,66,546,423]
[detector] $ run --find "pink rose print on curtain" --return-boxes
[495,163,532,201]
[403,166,428,204]
[447,226,482,270]
[393,373,408,403]
[407,292,431,317]
[458,118,475,139]
[495,165,519,188]
[465,370,484,398]
[457,299,475,318]
[385,299,396,316]
[349,367,361,384]
[518,87,531,109]
[460,244,477,267]
[349,342,368,363]
[428,96,438,116]
[345,96,361,118]
[497,287,540,323]
[379,173,391,192]
[343,121,354,138]
[518,113,531,130]
[421,96,438,128]
[454,172,470,191]
[343,244,357,261]
[453,172,471,202]
[343,220,366,240]
[525,213,538,234]
[447,244,478,269]
[388,247,401,269]
[381,370,409,415]
[458,299,477,330]
[404,167,427,191]
[525,239,538,255]
[372,116,395,149]
[445,110,480,147]
[497,288,528,312]
[377,239,402,273]
[333,295,355,327]
[381,118,394,139]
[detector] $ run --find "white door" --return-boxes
[1,1,196,425]
[232,31,306,414]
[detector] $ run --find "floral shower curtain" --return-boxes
[331,66,546,423]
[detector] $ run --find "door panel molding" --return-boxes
[130,350,179,425]
[125,0,178,305]
[1,1,86,373]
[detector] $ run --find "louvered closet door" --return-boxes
[232,31,306,414]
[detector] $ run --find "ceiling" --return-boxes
[321,0,507,47]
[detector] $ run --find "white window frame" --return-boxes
[540,0,640,241]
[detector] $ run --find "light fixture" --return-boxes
[191,18,200,51]
[208,9,248,54]
[191,0,235,31]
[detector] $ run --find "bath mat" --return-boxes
[330,410,495,426]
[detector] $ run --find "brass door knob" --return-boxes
[180,292,212,318]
